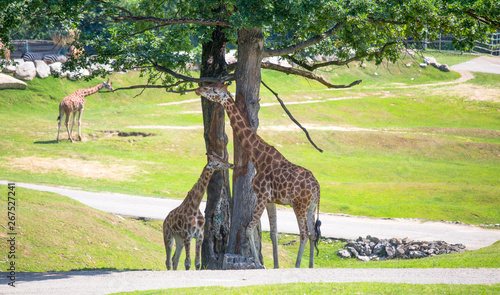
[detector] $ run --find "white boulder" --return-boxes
[0,73,27,90]
[14,61,36,81]
[35,60,51,78]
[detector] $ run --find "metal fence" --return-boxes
[406,33,500,56]
[10,40,64,58]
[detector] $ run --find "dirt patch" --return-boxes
[7,157,137,181]
[447,83,500,103]
[92,130,156,139]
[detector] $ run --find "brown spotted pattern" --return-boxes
[163,152,234,270]
[57,79,114,143]
[195,83,321,269]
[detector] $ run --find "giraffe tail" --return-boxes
[314,189,321,257]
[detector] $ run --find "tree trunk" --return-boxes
[200,25,231,270]
[227,27,264,264]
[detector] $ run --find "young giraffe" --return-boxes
[57,78,114,143]
[195,82,321,269]
[163,151,234,270]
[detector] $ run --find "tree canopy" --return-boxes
[1,0,497,88]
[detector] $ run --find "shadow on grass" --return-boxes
[34,140,59,144]
[0,268,149,283]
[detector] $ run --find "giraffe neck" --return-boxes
[183,165,214,209]
[81,83,104,97]
[222,95,283,170]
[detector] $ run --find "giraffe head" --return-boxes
[195,82,231,105]
[103,78,114,92]
[206,150,234,171]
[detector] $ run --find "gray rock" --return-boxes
[419,63,427,68]
[222,253,262,270]
[389,238,402,245]
[337,249,351,259]
[68,68,90,81]
[14,61,36,81]
[438,64,450,72]
[410,251,424,259]
[357,255,370,262]
[35,60,51,78]
[347,246,359,258]
[423,56,437,65]
[0,73,27,89]
[2,64,17,73]
[385,245,396,258]
[373,243,386,255]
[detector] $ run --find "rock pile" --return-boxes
[337,235,466,261]
[222,253,262,270]
[422,56,450,72]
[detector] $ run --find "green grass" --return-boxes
[1,55,499,225]
[111,282,500,295]
[0,187,166,272]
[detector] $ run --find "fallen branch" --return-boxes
[260,81,323,153]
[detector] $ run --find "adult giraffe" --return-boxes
[57,79,114,143]
[195,82,321,268]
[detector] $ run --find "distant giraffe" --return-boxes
[0,39,10,64]
[163,151,234,270]
[57,78,114,143]
[195,82,321,269]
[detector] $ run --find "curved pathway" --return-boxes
[2,181,499,250]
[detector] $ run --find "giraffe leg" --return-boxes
[246,173,270,269]
[306,198,317,268]
[194,223,203,270]
[172,236,183,270]
[183,238,192,270]
[64,111,73,142]
[77,107,84,141]
[163,225,173,270]
[292,206,308,268]
[266,203,280,269]
[69,111,77,142]
[56,111,64,143]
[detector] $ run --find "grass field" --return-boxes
[111,282,500,295]
[0,53,499,275]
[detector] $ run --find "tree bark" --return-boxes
[227,27,264,264]
[200,25,231,270]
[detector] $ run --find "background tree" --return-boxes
[1,0,497,268]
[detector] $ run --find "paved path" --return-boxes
[2,181,499,250]
[450,56,500,74]
[1,268,500,295]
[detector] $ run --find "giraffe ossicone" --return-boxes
[56,78,114,143]
[163,151,234,270]
[195,82,322,269]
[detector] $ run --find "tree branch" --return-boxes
[285,41,397,71]
[261,62,361,89]
[113,15,230,27]
[261,81,323,153]
[152,63,235,83]
[464,10,500,29]
[263,23,343,58]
